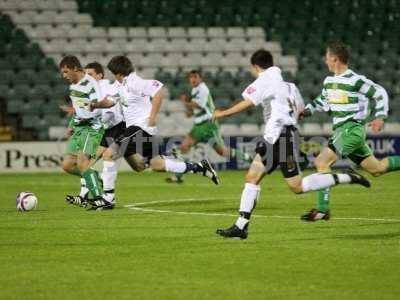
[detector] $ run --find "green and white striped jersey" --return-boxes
[191,82,215,124]
[306,69,389,129]
[69,73,102,129]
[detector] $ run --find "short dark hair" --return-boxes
[327,41,350,64]
[107,56,134,76]
[189,69,202,77]
[85,61,104,78]
[59,55,82,70]
[250,49,274,69]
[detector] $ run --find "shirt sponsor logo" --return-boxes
[246,86,256,94]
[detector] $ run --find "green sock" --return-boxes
[82,169,103,198]
[69,167,81,177]
[175,173,184,179]
[388,156,400,172]
[316,188,330,213]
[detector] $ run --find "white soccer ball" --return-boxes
[16,192,38,211]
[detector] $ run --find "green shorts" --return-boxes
[189,121,224,146]
[65,125,104,158]
[328,121,373,165]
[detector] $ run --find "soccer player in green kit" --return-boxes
[301,41,400,221]
[59,55,108,208]
[166,70,251,183]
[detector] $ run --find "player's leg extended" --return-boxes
[285,167,370,195]
[360,155,400,177]
[166,135,197,183]
[300,147,338,221]
[216,154,266,239]
[151,155,219,185]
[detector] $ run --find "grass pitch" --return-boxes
[0,170,399,300]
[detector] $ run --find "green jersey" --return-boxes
[69,73,103,130]
[306,69,389,130]
[191,82,216,124]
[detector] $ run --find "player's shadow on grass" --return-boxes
[337,231,400,240]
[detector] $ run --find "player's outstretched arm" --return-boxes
[213,98,254,120]
[149,89,163,126]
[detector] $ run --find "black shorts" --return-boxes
[100,122,126,148]
[255,126,308,178]
[114,125,157,159]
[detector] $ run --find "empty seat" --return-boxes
[226,27,246,38]
[167,27,187,39]
[88,27,107,39]
[207,27,226,38]
[223,38,245,52]
[108,27,127,39]
[204,38,227,52]
[148,27,167,38]
[123,39,148,53]
[187,27,207,38]
[246,27,265,39]
[128,27,148,39]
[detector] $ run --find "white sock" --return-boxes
[104,193,116,203]
[165,158,187,173]
[301,173,351,192]
[79,177,89,198]
[235,217,249,230]
[102,160,118,191]
[337,174,351,183]
[235,183,261,229]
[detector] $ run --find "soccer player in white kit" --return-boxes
[90,56,220,210]
[213,50,371,239]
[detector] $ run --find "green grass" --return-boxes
[0,170,399,300]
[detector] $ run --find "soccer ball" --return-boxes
[16,192,38,212]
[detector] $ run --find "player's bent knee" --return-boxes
[150,157,165,171]
[288,184,303,194]
[245,172,261,184]
[62,162,72,173]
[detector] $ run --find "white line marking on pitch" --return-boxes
[124,198,400,222]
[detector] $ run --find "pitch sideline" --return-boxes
[124,198,400,222]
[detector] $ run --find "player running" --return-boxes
[213,49,371,239]
[89,56,219,210]
[62,62,126,207]
[59,56,107,206]
[166,70,251,183]
[300,41,400,221]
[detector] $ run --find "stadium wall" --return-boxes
[1,136,400,173]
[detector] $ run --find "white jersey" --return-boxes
[98,79,124,129]
[242,66,304,144]
[115,72,163,135]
